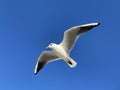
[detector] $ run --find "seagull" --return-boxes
[34,22,100,74]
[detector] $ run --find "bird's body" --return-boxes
[50,43,68,60]
[34,22,100,75]
[48,43,77,68]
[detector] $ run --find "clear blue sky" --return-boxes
[0,0,120,90]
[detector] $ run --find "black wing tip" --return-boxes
[34,62,46,75]
[97,22,100,26]
[34,72,37,75]
[34,70,38,75]
[93,22,100,27]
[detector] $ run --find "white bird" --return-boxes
[34,22,100,74]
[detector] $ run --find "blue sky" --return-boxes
[0,0,120,90]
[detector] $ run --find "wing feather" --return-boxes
[34,51,59,74]
[60,22,100,53]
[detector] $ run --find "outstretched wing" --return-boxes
[34,51,60,74]
[60,22,100,53]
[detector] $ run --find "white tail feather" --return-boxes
[66,58,77,68]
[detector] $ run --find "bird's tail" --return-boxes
[66,57,77,68]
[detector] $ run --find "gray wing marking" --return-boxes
[60,23,100,53]
[34,51,59,74]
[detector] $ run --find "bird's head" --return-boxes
[46,43,56,49]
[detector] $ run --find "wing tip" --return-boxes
[91,22,100,27]
[94,22,100,28]
[80,22,100,27]
[97,22,100,26]
[91,22,100,26]
[34,62,38,75]
[34,72,37,75]
[34,69,38,75]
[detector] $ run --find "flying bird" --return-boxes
[34,22,100,74]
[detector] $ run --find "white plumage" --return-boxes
[34,22,100,75]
